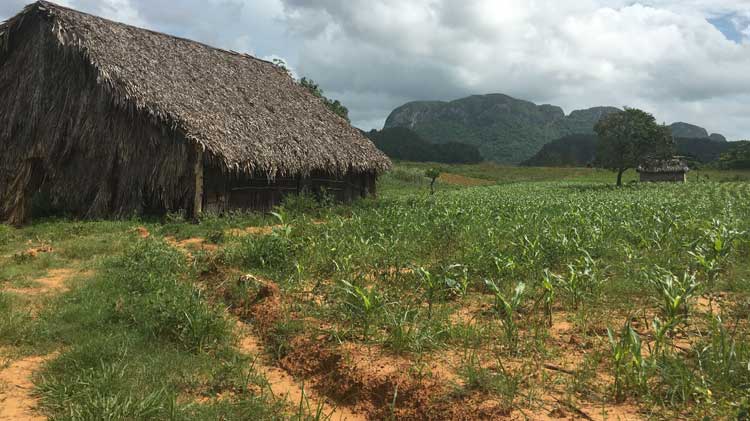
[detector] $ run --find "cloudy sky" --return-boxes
[3,1,750,140]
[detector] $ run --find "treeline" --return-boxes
[366,127,483,164]
[520,134,597,167]
[718,141,750,169]
[523,134,739,168]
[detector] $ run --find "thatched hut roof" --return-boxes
[0,1,391,177]
[637,158,690,174]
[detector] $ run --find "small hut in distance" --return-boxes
[637,157,690,183]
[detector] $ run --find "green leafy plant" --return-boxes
[541,269,556,327]
[550,250,602,311]
[649,268,699,321]
[425,168,441,195]
[442,264,470,299]
[485,280,526,352]
[607,321,648,401]
[415,267,442,319]
[458,352,519,412]
[340,280,385,341]
[384,308,447,354]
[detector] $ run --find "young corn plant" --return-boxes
[648,268,699,321]
[689,221,745,308]
[554,250,602,311]
[485,280,526,353]
[384,308,446,354]
[414,266,445,319]
[541,269,556,327]
[340,280,385,341]
[607,321,648,402]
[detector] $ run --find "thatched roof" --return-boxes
[637,158,690,174]
[0,1,391,177]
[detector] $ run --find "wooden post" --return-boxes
[193,144,204,219]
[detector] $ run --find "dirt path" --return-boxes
[235,322,366,421]
[0,353,56,421]
[1,267,84,420]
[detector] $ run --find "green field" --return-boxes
[2,164,749,420]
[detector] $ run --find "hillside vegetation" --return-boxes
[366,127,483,164]
[719,141,750,169]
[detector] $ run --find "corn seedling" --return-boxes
[689,221,745,304]
[553,250,602,311]
[648,268,699,322]
[340,280,385,341]
[607,321,648,401]
[541,269,556,327]
[485,280,526,352]
[414,266,442,319]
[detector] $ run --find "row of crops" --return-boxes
[193,180,750,418]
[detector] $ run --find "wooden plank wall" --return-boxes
[203,168,376,214]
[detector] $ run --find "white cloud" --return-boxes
[282,1,750,139]
[2,0,749,139]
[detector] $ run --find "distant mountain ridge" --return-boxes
[384,94,726,164]
[669,122,726,142]
[384,94,620,164]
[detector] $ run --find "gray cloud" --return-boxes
[2,0,749,139]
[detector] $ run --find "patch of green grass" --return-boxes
[26,237,283,419]
[0,224,14,247]
[37,334,283,420]
[0,292,39,348]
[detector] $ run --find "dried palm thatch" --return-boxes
[637,158,690,174]
[0,1,390,223]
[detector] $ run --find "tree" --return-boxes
[594,108,674,186]
[270,60,351,123]
[425,168,441,195]
[718,141,750,169]
[299,77,350,122]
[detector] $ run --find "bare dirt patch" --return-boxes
[0,352,56,421]
[279,337,511,420]
[13,242,54,261]
[235,323,365,421]
[522,400,644,421]
[165,236,218,253]
[134,226,151,238]
[3,268,82,296]
[226,225,283,237]
[223,275,364,420]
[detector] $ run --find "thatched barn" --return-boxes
[0,2,391,224]
[637,158,689,183]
